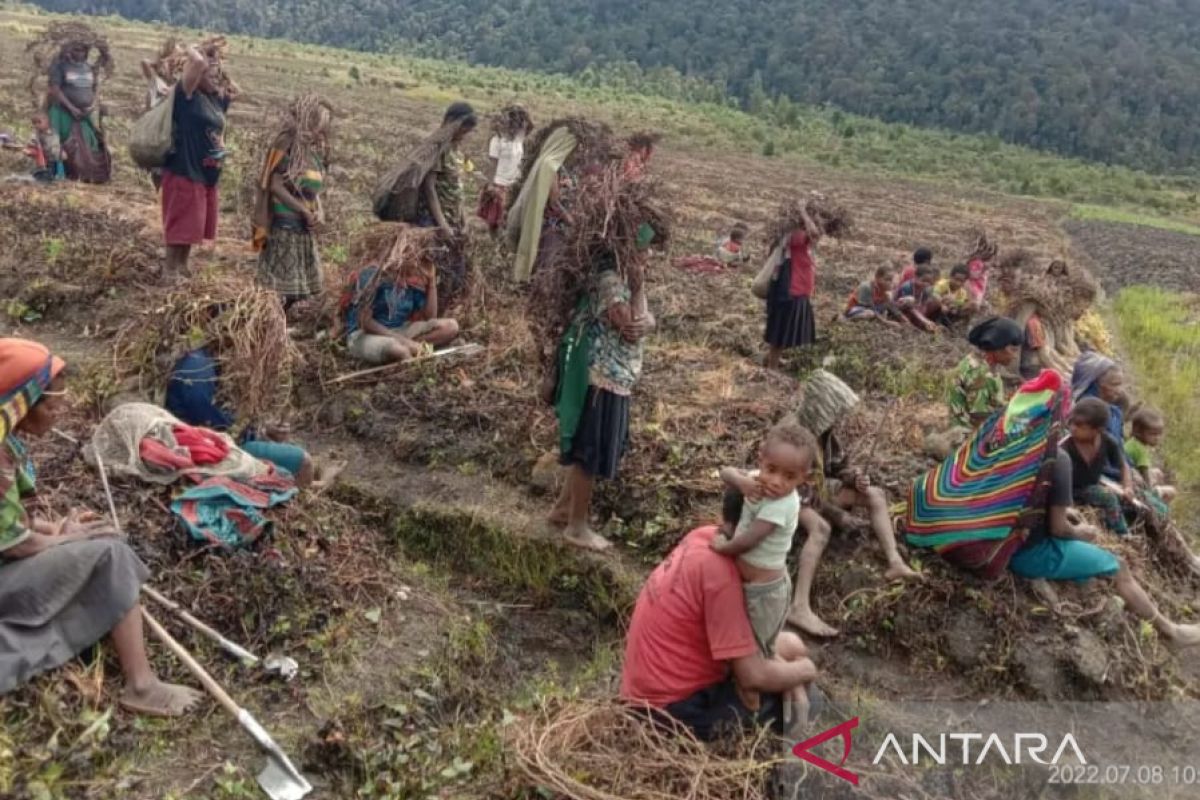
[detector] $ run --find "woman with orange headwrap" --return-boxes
[0,339,201,715]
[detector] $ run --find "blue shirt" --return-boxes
[344,267,427,338]
[164,347,235,431]
[1080,385,1127,479]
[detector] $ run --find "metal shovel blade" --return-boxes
[258,756,313,800]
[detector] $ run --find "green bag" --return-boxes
[128,88,176,169]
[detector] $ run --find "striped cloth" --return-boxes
[904,370,1066,579]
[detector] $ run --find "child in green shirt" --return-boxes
[1127,407,1176,504]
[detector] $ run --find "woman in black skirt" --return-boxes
[549,258,654,552]
[765,207,822,369]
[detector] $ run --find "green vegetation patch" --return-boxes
[1113,287,1200,525]
[1071,205,1200,238]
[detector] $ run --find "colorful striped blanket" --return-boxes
[904,370,1066,579]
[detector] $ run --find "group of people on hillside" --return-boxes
[5,25,1197,764]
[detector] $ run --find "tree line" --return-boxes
[32,0,1200,173]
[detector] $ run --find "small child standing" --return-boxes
[715,224,750,265]
[1127,407,1176,503]
[27,112,64,182]
[842,265,902,324]
[712,421,816,655]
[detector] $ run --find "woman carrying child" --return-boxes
[787,370,919,637]
[946,317,1023,429]
[253,93,334,306]
[712,420,815,654]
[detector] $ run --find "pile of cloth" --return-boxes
[90,403,296,548]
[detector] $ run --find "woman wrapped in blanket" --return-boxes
[253,93,334,306]
[0,339,203,713]
[905,369,1200,647]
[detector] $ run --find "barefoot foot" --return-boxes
[563,526,612,552]
[884,562,920,582]
[787,608,839,638]
[1168,624,1200,649]
[119,679,203,717]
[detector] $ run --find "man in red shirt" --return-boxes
[621,525,819,740]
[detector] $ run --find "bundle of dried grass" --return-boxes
[25,21,113,105]
[507,117,620,211]
[146,36,235,92]
[491,103,534,139]
[764,194,853,248]
[341,222,470,315]
[511,699,781,800]
[527,165,671,364]
[113,277,296,426]
[965,228,998,263]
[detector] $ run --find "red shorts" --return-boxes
[161,170,218,245]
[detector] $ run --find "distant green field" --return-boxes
[1070,205,1200,237]
[2,5,1199,228]
[1113,287,1200,526]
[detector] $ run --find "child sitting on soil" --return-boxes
[1062,398,1137,536]
[898,246,933,286]
[894,264,941,332]
[26,112,64,182]
[711,420,815,654]
[842,265,902,324]
[932,264,976,323]
[1126,407,1176,503]
[343,253,461,365]
[715,224,749,265]
[789,370,920,638]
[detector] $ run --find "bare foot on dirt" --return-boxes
[563,527,612,552]
[311,459,347,489]
[884,562,920,582]
[119,680,203,717]
[1168,624,1200,649]
[787,608,839,638]
[545,510,569,532]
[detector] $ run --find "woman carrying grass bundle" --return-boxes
[252,93,334,305]
[0,338,203,714]
[416,103,478,237]
[37,26,112,183]
[162,39,235,281]
[478,104,533,233]
[905,370,1200,647]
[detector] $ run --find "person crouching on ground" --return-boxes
[342,233,461,366]
[713,420,814,655]
[842,264,902,325]
[946,316,1023,429]
[894,264,941,333]
[621,522,820,741]
[930,263,976,325]
[0,338,203,715]
[1126,407,1176,503]
[716,223,750,265]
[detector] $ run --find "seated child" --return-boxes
[931,263,976,323]
[1063,398,1137,536]
[1126,407,1176,503]
[842,265,902,324]
[715,224,749,265]
[898,246,933,286]
[790,370,919,638]
[26,112,64,182]
[344,256,460,365]
[894,264,941,332]
[711,420,815,655]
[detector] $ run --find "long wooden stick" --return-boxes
[328,342,483,385]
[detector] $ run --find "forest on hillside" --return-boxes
[30,0,1200,173]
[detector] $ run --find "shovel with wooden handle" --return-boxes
[142,609,313,800]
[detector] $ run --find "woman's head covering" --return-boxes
[795,369,860,437]
[0,339,66,441]
[1070,351,1118,403]
[967,317,1023,352]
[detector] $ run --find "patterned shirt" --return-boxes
[586,269,643,395]
[418,147,465,229]
[0,438,35,555]
[947,353,1006,428]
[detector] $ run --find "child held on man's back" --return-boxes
[1127,407,1176,503]
[712,421,815,654]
